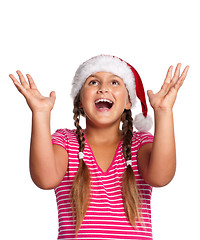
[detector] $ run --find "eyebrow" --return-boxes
[88,74,122,79]
[88,74,98,78]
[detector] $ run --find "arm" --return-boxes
[9,71,68,189]
[30,111,68,189]
[137,64,189,187]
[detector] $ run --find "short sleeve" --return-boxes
[137,131,154,149]
[51,129,69,152]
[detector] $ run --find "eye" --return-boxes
[111,80,120,85]
[89,80,98,86]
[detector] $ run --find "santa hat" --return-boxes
[71,55,153,132]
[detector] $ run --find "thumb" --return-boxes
[49,91,56,102]
[147,90,154,98]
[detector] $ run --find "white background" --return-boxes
[1,0,199,239]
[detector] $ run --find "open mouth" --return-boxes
[94,98,114,110]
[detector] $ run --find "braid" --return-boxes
[69,93,91,235]
[121,109,141,226]
[73,98,85,151]
[121,109,133,160]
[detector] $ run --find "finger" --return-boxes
[180,65,190,80]
[164,65,173,84]
[26,74,37,90]
[171,63,182,84]
[174,65,190,91]
[9,73,19,84]
[16,70,30,89]
[48,91,56,109]
[147,90,154,98]
[9,74,27,95]
[50,91,56,101]
[160,66,173,94]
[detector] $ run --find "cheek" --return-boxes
[80,89,89,109]
[80,89,93,108]
[115,89,129,103]
[80,87,88,101]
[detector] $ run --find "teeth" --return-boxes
[95,99,113,104]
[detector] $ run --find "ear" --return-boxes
[79,101,83,108]
[125,96,131,110]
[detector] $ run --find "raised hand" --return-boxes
[147,64,189,111]
[9,70,56,112]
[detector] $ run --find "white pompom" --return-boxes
[133,113,153,132]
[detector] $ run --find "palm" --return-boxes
[9,70,56,112]
[147,64,189,111]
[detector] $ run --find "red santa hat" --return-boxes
[71,55,153,132]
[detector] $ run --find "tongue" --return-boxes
[95,102,111,109]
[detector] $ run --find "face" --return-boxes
[79,72,131,128]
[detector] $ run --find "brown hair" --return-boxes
[70,93,141,235]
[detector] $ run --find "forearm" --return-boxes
[144,63,189,187]
[148,109,176,186]
[30,111,57,189]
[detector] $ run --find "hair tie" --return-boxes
[78,152,84,159]
[126,160,132,167]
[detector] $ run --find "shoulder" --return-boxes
[51,128,78,150]
[52,128,77,139]
[132,131,154,148]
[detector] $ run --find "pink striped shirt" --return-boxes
[52,129,154,240]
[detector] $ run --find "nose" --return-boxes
[97,83,109,94]
[97,89,108,94]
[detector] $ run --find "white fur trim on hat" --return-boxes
[71,55,137,108]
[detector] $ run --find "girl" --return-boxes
[9,55,189,240]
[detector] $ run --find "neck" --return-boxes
[84,120,122,145]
